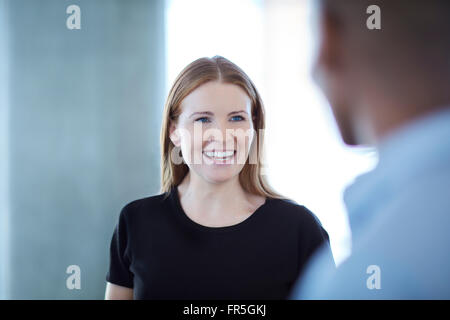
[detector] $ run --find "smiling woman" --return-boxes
[170,82,257,171]
[105,56,334,300]
[160,56,278,196]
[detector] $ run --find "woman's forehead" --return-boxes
[181,82,251,113]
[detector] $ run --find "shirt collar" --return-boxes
[344,106,450,238]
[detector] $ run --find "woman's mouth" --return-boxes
[202,150,236,165]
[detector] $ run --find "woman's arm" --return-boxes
[104,282,133,300]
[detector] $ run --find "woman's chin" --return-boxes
[201,169,238,184]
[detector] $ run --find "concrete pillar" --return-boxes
[3,0,166,299]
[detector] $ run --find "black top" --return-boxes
[106,186,333,300]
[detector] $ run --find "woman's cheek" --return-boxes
[233,133,249,165]
[177,127,193,164]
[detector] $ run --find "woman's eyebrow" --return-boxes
[189,110,248,118]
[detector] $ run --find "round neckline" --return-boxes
[169,185,271,233]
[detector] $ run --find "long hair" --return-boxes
[160,55,285,200]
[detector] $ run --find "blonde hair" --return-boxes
[160,56,285,200]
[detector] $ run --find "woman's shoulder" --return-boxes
[269,197,325,228]
[117,191,170,222]
[269,197,329,243]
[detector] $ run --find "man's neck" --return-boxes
[363,99,450,146]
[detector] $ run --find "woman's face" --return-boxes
[170,81,256,184]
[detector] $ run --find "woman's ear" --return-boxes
[169,122,181,147]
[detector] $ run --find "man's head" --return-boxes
[312,0,450,145]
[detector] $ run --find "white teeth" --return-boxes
[204,151,235,159]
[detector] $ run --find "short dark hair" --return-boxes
[319,0,450,77]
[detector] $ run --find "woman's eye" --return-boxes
[195,116,245,123]
[231,115,245,121]
[195,117,210,123]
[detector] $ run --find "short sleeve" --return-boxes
[298,206,336,277]
[106,205,134,288]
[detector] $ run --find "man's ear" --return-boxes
[316,6,342,75]
[169,122,181,147]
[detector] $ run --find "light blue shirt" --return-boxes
[290,107,450,299]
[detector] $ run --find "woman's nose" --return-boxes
[206,122,236,148]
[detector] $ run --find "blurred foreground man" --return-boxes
[290,0,450,299]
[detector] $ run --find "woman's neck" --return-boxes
[177,172,264,222]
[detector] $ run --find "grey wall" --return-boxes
[3,0,166,299]
[0,0,11,301]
